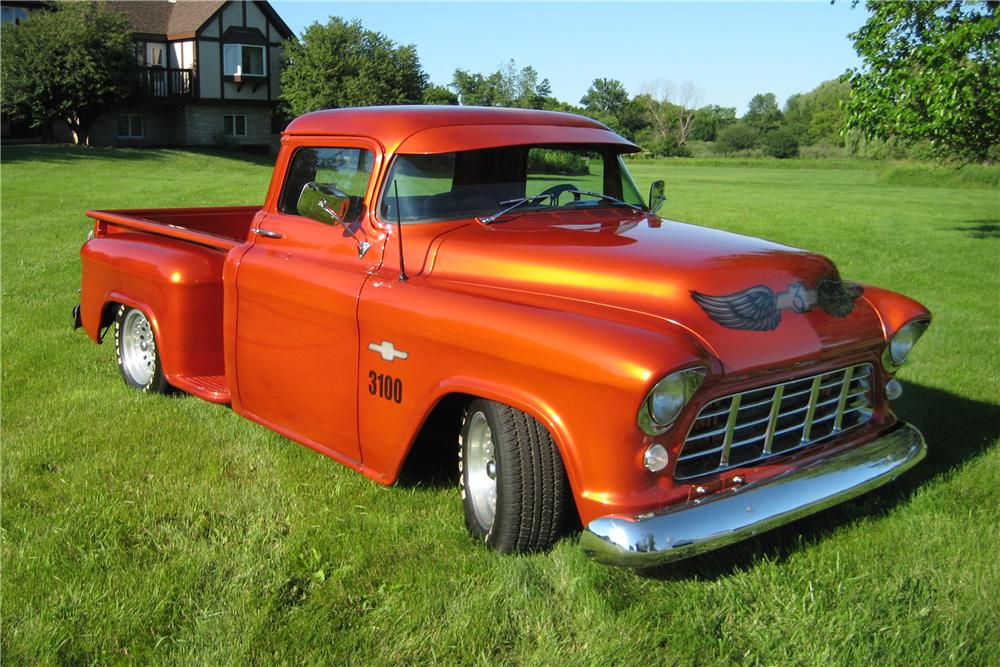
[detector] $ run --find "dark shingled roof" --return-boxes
[112,1,225,37]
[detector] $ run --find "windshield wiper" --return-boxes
[477,195,552,225]
[574,191,645,213]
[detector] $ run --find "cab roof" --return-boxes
[283,105,639,155]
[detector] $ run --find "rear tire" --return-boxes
[115,305,170,394]
[459,398,569,553]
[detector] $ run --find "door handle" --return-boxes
[252,227,283,239]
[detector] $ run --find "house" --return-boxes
[52,0,295,149]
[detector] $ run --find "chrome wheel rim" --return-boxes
[466,411,497,528]
[122,309,155,386]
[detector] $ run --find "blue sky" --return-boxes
[269,2,869,114]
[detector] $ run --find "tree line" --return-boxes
[2,3,996,161]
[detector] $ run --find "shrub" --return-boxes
[763,129,800,159]
[714,123,759,154]
[646,137,692,158]
[527,149,590,175]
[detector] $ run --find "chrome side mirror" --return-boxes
[297,182,371,256]
[298,181,351,226]
[648,180,665,214]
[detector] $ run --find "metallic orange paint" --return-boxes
[78,106,931,528]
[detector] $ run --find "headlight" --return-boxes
[637,367,707,435]
[883,319,930,370]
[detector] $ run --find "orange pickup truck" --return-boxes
[75,106,931,567]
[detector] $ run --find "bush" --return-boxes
[714,123,759,154]
[527,149,590,175]
[763,129,800,159]
[646,137,692,158]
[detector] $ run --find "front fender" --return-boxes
[357,272,712,524]
[860,284,932,340]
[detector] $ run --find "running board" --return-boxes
[171,374,231,403]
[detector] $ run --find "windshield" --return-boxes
[379,145,645,223]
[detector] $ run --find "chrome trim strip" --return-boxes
[833,366,855,432]
[581,422,926,568]
[762,385,784,455]
[718,395,742,466]
[800,375,823,442]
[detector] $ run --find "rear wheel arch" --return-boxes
[98,295,173,378]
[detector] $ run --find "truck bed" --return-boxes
[86,205,261,250]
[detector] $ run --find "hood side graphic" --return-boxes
[692,279,864,331]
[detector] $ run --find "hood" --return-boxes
[428,210,884,376]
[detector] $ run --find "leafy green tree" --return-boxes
[450,60,553,109]
[579,78,646,140]
[689,105,737,142]
[744,93,782,134]
[423,85,459,105]
[783,80,851,146]
[762,128,800,158]
[713,122,760,154]
[845,1,1000,162]
[580,78,630,116]
[0,2,140,145]
[281,18,428,116]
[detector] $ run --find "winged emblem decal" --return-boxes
[692,278,863,331]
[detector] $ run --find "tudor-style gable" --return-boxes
[113,1,293,105]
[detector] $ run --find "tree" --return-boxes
[0,2,140,145]
[689,105,737,142]
[713,122,760,155]
[783,80,851,146]
[639,79,702,147]
[580,78,630,116]
[579,78,647,140]
[450,60,554,109]
[423,85,459,105]
[762,128,800,158]
[845,1,1000,162]
[281,18,428,116]
[744,93,782,134]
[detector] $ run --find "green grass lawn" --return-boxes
[3,145,998,665]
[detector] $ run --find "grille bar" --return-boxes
[761,385,784,455]
[674,363,874,479]
[718,394,742,466]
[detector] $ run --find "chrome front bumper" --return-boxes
[581,422,926,568]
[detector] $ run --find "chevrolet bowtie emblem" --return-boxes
[691,278,864,331]
[368,340,409,362]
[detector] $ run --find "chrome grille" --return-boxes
[674,364,874,480]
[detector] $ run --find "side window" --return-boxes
[279,147,374,223]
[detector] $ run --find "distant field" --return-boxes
[2,146,998,665]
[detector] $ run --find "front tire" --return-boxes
[115,305,170,393]
[459,398,569,553]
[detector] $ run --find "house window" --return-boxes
[117,114,143,138]
[223,114,246,137]
[223,44,266,76]
[149,46,165,68]
[1,6,29,25]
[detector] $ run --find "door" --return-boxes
[234,139,382,462]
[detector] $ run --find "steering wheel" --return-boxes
[537,183,581,205]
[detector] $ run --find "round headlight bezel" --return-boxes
[882,318,930,371]
[637,366,707,435]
